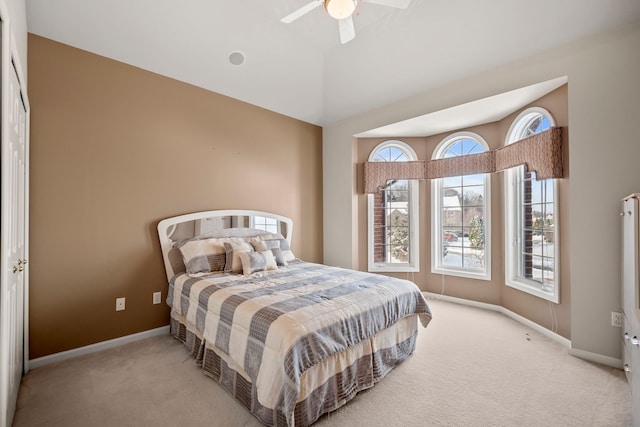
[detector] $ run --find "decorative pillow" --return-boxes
[269,247,286,266]
[178,238,227,275]
[239,250,278,275]
[173,230,275,275]
[223,241,254,273]
[250,238,287,266]
[264,237,296,262]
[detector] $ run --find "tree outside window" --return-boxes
[432,132,491,280]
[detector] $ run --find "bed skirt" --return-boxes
[170,313,420,426]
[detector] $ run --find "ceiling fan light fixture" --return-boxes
[324,0,358,20]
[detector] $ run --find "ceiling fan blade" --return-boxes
[364,0,411,9]
[281,0,323,23]
[338,17,355,44]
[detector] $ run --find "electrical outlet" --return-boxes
[153,292,162,305]
[611,311,623,327]
[116,297,126,312]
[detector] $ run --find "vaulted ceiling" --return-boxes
[26,0,640,126]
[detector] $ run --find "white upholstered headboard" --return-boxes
[157,210,293,281]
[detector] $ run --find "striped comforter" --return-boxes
[168,260,432,426]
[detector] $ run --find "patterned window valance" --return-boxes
[363,127,563,193]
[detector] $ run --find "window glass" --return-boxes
[432,133,491,280]
[367,141,419,272]
[252,216,279,234]
[505,108,559,302]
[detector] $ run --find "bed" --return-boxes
[157,210,432,426]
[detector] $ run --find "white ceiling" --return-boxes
[356,76,568,138]
[26,0,640,128]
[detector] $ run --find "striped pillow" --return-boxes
[178,236,253,275]
[223,241,254,273]
[178,238,227,275]
[239,250,278,275]
[250,239,287,266]
[264,237,296,262]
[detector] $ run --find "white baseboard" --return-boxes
[423,292,573,348]
[568,347,623,370]
[28,326,170,370]
[28,296,625,371]
[424,292,623,369]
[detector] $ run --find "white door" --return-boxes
[0,53,29,427]
[622,197,638,317]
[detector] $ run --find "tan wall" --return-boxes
[356,86,570,338]
[27,34,323,358]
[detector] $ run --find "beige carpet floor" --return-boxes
[13,299,632,427]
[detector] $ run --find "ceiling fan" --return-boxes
[281,0,412,44]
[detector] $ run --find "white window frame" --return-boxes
[367,140,419,273]
[431,132,491,280]
[504,107,560,303]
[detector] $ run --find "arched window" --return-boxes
[505,107,559,303]
[367,140,419,272]
[431,132,491,279]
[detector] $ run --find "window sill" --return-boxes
[432,266,491,281]
[368,264,419,273]
[506,278,559,304]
